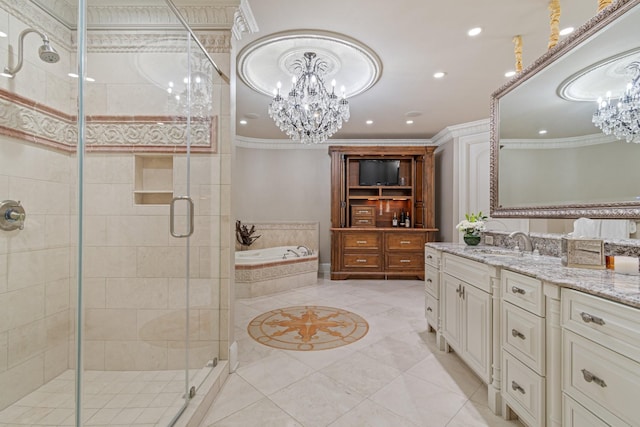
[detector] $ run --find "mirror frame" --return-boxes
[490,0,640,218]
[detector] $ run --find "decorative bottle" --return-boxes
[399,209,405,227]
[405,212,410,228]
[392,212,398,227]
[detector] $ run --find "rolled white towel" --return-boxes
[600,219,633,240]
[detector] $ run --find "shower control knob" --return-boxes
[0,200,26,231]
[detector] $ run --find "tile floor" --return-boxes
[200,278,524,427]
[0,368,206,426]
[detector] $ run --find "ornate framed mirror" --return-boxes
[490,0,640,218]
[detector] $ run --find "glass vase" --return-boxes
[463,233,481,246]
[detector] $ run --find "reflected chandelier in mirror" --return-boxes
[490,0,640,218]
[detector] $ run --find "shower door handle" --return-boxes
[170,196,195,238]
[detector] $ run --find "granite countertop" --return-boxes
[426,242,640,309]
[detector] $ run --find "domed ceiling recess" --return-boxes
[237,30,382,99]
[559,48,640,101]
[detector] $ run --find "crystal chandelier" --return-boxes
[268,52,350,144]
[592,61,640,143]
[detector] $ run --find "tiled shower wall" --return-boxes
[0,138,73,410]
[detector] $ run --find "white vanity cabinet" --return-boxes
[439,252,501,412]
[561,289,640,426]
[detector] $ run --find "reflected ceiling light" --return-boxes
[504,70,516,77]
[2,28,59,78]
[366,120,373,125]
[592,61,640,143]
[468,27,482,37]
[433,71,446,79]
[68,72,95,82]
[0,31,7,38]
[269,51,350,144]
[406,120,414,125]
[239,119,248,125]
[538,129,548,135]
[559,27,574,36]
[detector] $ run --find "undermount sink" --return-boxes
[463,246,524,257]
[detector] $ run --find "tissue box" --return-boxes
[561,237,605,269]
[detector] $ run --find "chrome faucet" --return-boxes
[509,231,533,252]
[284,248,301,259]
[296,245,313,256]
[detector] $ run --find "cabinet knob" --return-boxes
[511,329,526,340]
[426,255,433,260]
[426,278,432,283]
[581,369,607,388]
[511,286,526,295]
[426,307,433,312]
[580,312,605,326]
[511,381,526,394]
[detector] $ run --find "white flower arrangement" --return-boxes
[456,212,487,236]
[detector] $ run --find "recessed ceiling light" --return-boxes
[366,120,373,125]
[505,70,516,78]
[433,72,446,79]
[468,27,482,37]
[538,129,548,135]
[559,27,574,36]
[239,119,248,125]
[406,120,414,125]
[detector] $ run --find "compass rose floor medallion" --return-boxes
[247,305,369,351]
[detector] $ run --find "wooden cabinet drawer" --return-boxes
[352,217,376,227]
[503,301,545,375]
[425,246,439,268]
[425,290,438,326]
[562,289,640,362]
[386,253,424,270]
[386,233,425,250]
[343,254,381,269]
[343,233,380,250]
[503,351,545,427]
[563,329,640,426]
[502,269,544,316]
[442,253,493,293]
[425,266,439,297]
[351,205,375,217]
[563,395,612,427]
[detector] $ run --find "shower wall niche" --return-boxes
[134,155,174,205]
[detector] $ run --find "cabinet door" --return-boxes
[441,273,462,350]
[462,283,491,383]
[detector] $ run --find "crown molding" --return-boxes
[232,0,259,41]
[234,135,433,150]
[430,118,490,146]
[80,30,231,53]
[500,132,616,149]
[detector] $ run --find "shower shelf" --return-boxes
[134,155,173,205]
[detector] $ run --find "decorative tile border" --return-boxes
[235,257,318,283]
[0,89,217,154]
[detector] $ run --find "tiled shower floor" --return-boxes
[0,368,205,426]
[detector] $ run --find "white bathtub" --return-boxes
[235,246,318,298]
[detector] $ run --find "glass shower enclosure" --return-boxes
[0,0,224,425]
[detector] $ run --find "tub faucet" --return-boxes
[285,249,301,258]
[509,231,533,252]
[297,245,312,256]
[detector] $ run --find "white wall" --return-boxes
[234,147,331,264]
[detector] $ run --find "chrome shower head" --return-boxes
[1,28,59,78]
[38,39,60,64]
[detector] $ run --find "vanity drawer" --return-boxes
[503,301,545,375]
[351,205,375,217]
[562,289,640,362]
[503,351,545,427]
[343,232,380,250]
[343,254,381,270]
[424,266,439,297]
[563,394,615,427]
[425,246,439,268]
[386,233,425,250]
[352,216,376,227]
[424,290,438,327]
[442,253,492,293]
[563,329,640,426]
[502,269,544,316]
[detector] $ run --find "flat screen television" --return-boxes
[359,159,400,186]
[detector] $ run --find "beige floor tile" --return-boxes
[208,398,302,427]
[328,398,419,427]
[235,352,315,395]
[199,373,264,425]
[320,351,403,396]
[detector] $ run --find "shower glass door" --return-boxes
[0,0,222,425]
